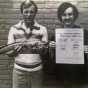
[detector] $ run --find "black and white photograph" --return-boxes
[0,0,88,88]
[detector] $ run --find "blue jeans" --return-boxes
[13,68,43,88]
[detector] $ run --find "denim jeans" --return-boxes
[13,68,43,88]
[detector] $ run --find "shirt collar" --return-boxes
[19,20,40,30]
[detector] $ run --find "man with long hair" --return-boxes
[49,2,87,80]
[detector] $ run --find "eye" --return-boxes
[62,13,66,16]
[68,13,73,16]
[23,10,35,14]
[30,10,35,14]
[23,10,28,14]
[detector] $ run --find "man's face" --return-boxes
[61,7,75,27]
[22,5,36,23]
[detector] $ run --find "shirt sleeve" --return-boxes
[7,27,15,44]
[41,27,48,43]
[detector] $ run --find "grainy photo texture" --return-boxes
[0,0,88,88]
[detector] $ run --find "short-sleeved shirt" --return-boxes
[8,20,48,71]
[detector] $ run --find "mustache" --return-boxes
[63,19,72,22]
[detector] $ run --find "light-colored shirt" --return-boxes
[8,20,48,71]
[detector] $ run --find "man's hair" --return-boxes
[57,2,79,22]
[20,0,38,14]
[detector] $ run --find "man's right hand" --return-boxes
[14,44,23,52]
[49,41,56,48]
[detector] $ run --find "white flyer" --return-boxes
[56,28,84,64]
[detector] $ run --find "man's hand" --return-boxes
[6,43,23,57]
[84,45,88,53]
[49,41,56,48]
[14,44,23,52]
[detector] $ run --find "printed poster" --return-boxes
[56,28,84,64]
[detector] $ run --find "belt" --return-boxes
[16,62,41,68]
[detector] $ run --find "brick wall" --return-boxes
[0,0,88,88]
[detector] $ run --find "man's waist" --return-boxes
[15,62,42,68]
[14,63,42,72]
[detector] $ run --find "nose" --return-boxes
[26,13,31,16]
[65,15,69,19]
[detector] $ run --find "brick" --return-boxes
[0,0,88,88]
